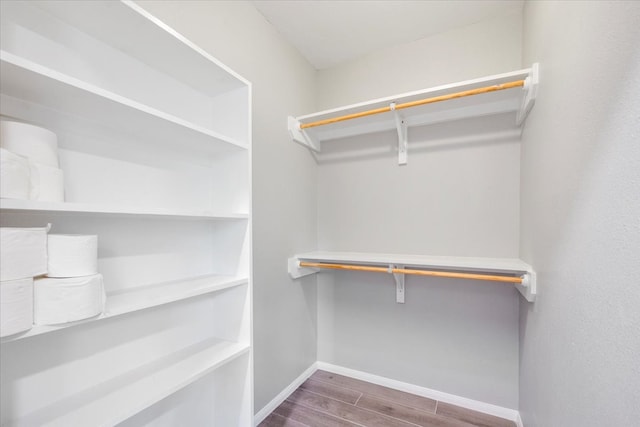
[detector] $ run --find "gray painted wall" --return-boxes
[519,1,640,425]
[315,12,524,409]
[135,1,319,413]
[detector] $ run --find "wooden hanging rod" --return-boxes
[299,261,523,284]
[300,79,526,130]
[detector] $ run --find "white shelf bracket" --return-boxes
[515,270,537,302]
[390,103,408,165]
[288,116,321,152]
[516,63,539,126]
[390,264,405,303]
[288,257,318,279]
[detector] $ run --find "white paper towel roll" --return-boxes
[0,277,33,337]
[0,225,49,281]
[0,120,59,168]
[29,162,64,202]
[34,274,105,325]
[0,147,30,200]
[47,234,98,278]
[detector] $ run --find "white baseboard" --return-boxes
[316,361,521,424]
[253,362,318,426]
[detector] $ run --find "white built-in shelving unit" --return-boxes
[0,1,252,425]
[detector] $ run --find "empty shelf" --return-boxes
[7,337,250,427]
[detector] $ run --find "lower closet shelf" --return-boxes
[8,338,250,427]
[1,274,248,342]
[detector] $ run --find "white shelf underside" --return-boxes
[1,275,248,343]
[8,337,250,427]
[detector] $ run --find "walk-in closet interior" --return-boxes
[0,1,638,426]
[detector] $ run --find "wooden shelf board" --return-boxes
[0,199,248,220]
[7,337,250,427]
[1,275,249,343]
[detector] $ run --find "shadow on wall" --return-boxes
[316,113,521,164]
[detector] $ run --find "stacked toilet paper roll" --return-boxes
[30,162,65,202]
[47,234,98,277]
[0,225,49,337]
[0,278,34,337]
[0,148,30,200]
[0,226,49,281]
[34,274,105,325]
[32,234,104,325]
[0,120,64,202]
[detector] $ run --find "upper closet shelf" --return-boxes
[0,52,247,154]
[288,251,536,303]
[288,64,538,165]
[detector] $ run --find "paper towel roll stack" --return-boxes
[0,278,34,337]
[0,120,64,202]
[34,274,105,325]
[47,234,98,277]
[0,148,30,200]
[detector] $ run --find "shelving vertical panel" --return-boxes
[0,1,252,425]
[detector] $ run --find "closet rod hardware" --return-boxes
[392,264,405,303]
[298,261,524,284]
[299,79,525,130]
[288,65,539,165]
[390,103,408,165]
[289,253,537,302]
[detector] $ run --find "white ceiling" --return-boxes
[252,0,524,70]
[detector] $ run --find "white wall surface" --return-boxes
[519,1,640,425]
[134,1,318,414]
[316,10,523,110]
[315,11,524,408]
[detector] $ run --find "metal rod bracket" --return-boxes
[515,270,537,302]
[516,63,539,126]
[288,116,321,152]
[391,103,408,165]
[391,264,405,303]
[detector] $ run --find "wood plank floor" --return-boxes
[259,370,516,427]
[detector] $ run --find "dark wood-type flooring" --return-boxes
[259,370,516,427]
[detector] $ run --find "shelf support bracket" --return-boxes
[515,270,537,302]
[516,63,539,126]
[390,264,405,303]
[288,257,318,279]
[288,116,321,152]
[390,103,408,165]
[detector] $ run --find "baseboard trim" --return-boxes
[253,362,318,426]
[316,361,521,423]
